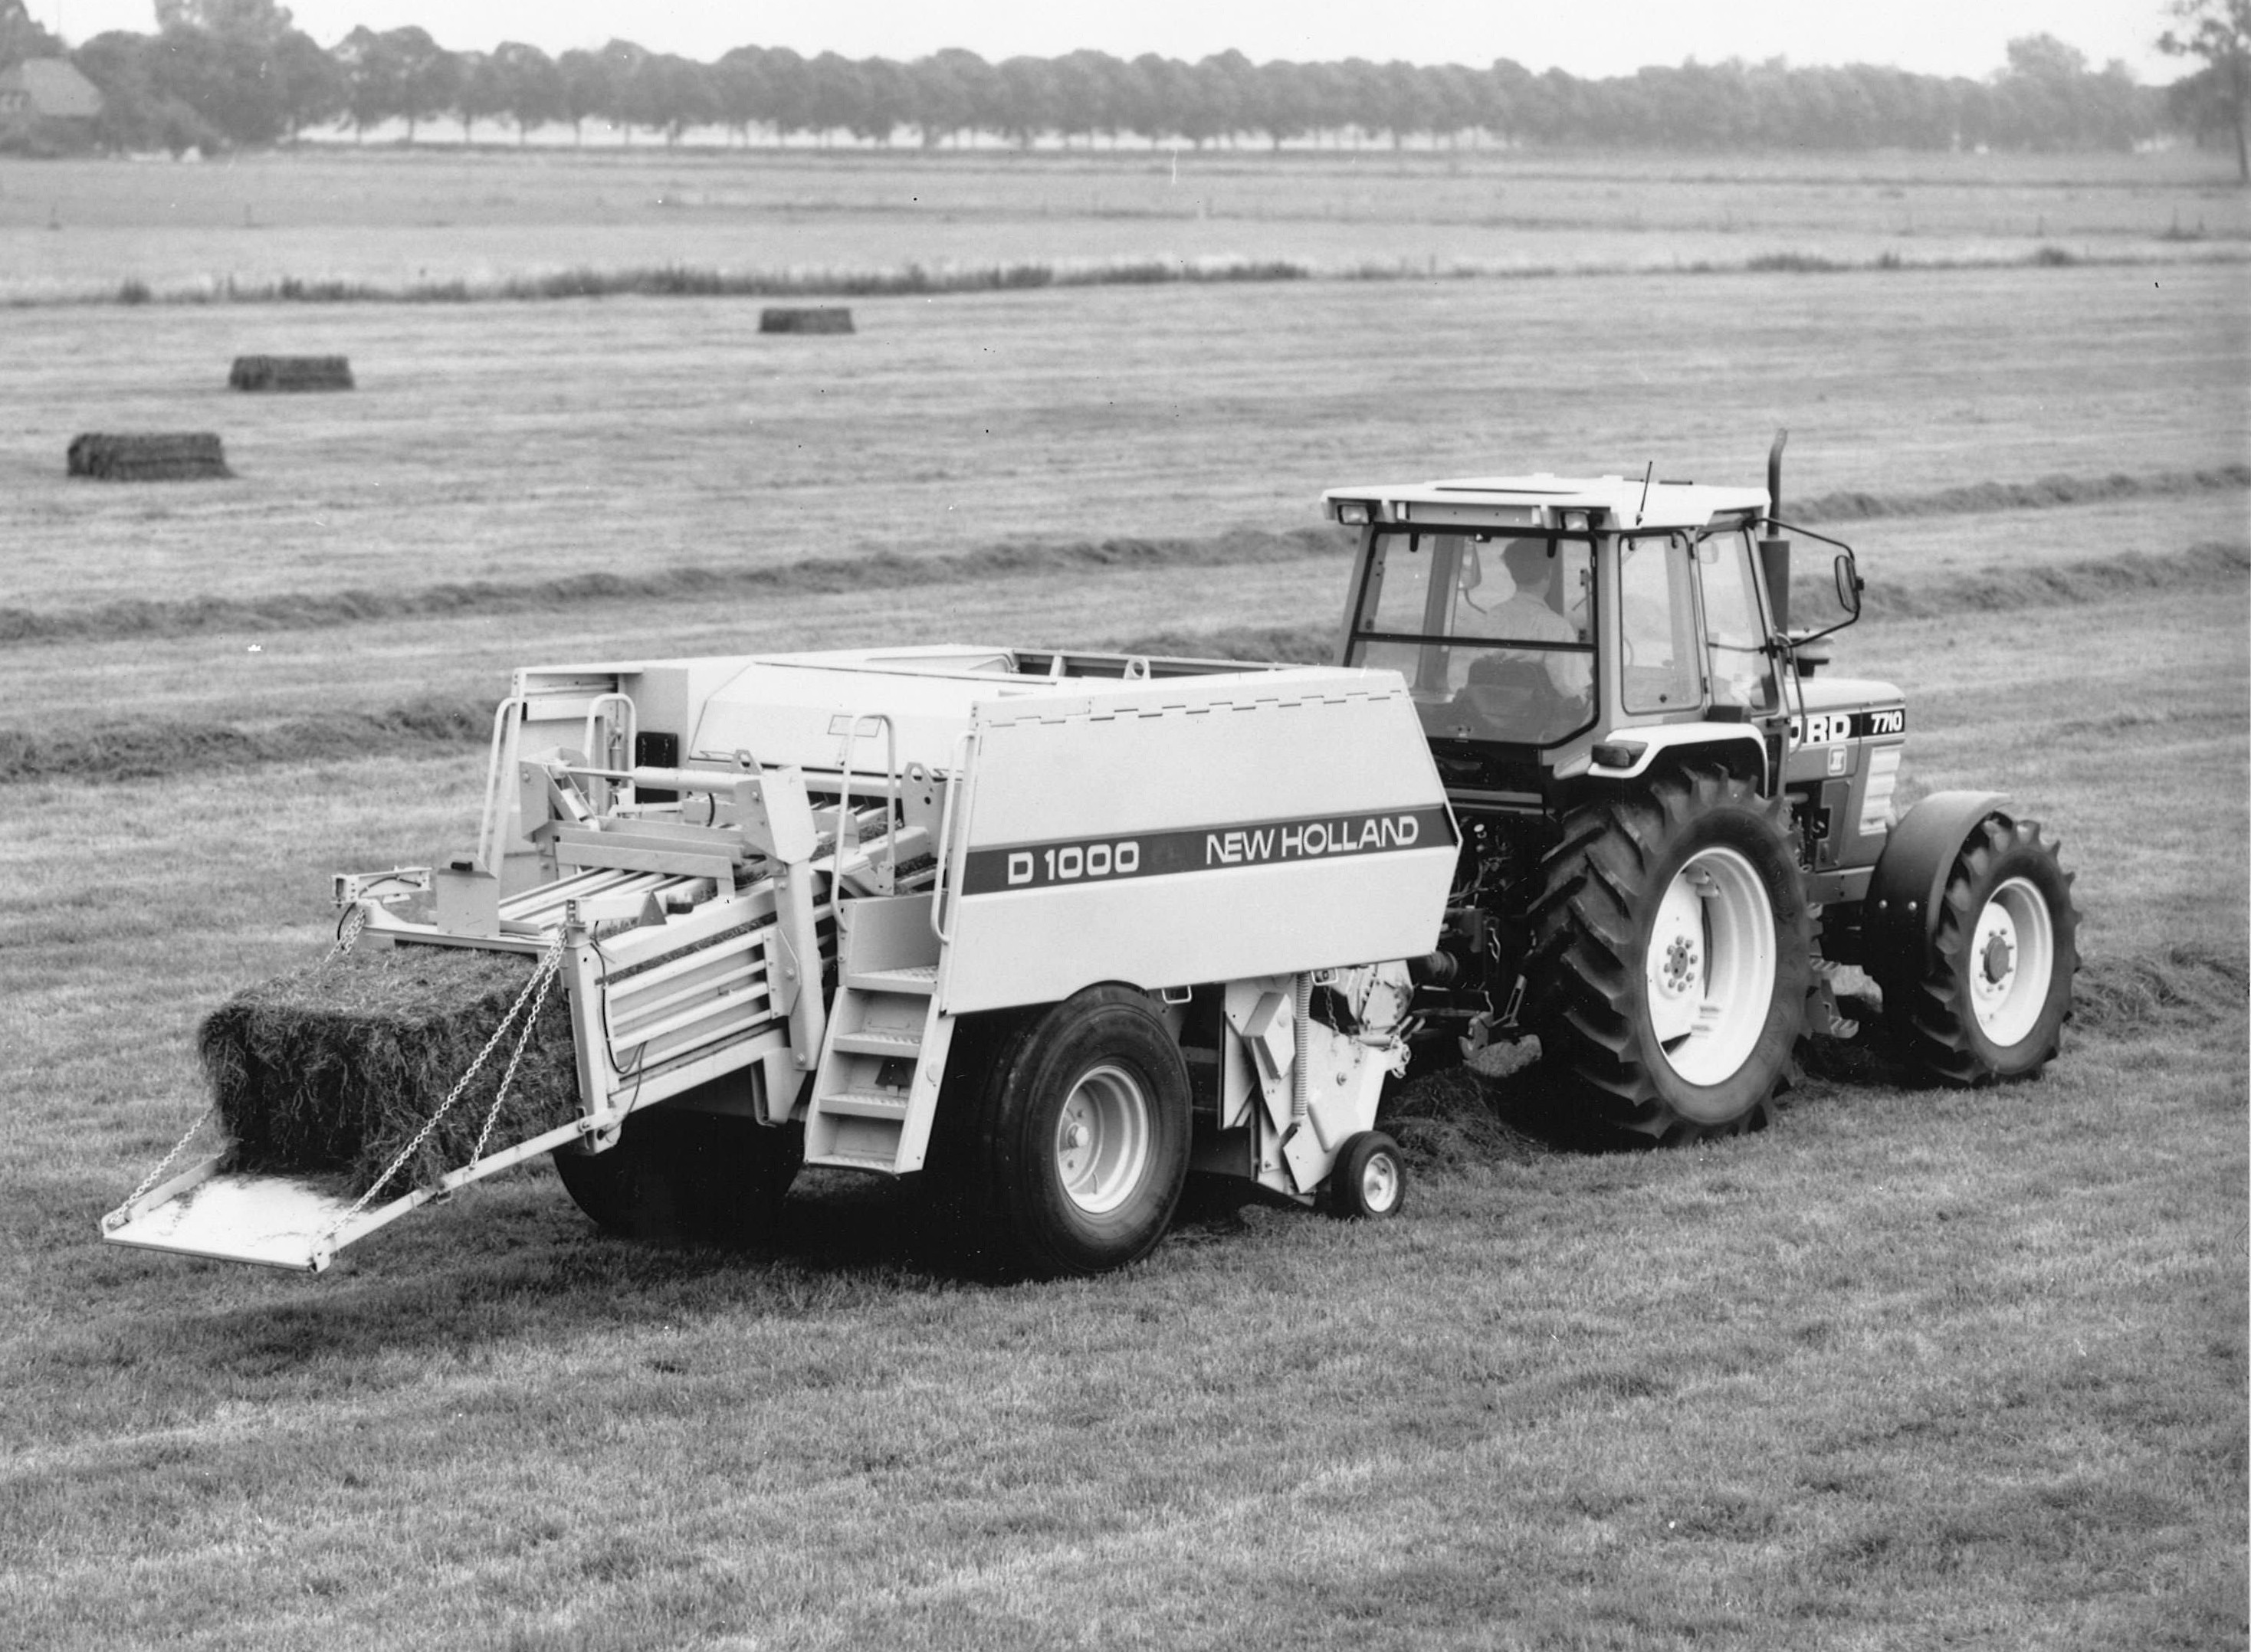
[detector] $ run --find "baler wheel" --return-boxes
[1881,816,2077,1084]
[962,985,1191,1278]
[552,1106,800,1245]
[1527,765,1811,1143]
[1326,1131,1406,1220]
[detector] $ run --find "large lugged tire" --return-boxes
[1882,816,2077,1084]
[553,1105,802,1244]
[1527,766,1813,1142]
[960,985,1192,1278]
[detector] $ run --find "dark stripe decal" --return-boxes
[960,805,1456,896]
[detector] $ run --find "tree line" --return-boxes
[1,0,2242,170]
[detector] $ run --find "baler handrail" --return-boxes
[835,713,901,888]
[580,693,638,813]
[931,730,976,942]
[476,696,530,873]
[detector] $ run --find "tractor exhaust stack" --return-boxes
[1759,428,1791,631]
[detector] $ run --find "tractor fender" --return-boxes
[1862,790,2010,986]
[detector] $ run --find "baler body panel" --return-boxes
[942,672,1456,1014]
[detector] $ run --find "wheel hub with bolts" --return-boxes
[1643,846,1777,1088]
[1053,1064,1151,1218]
[1968,876,2053,1047]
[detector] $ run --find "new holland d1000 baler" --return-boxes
[105,647,1458,1277]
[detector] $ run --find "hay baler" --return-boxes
[105,648,1458,1276]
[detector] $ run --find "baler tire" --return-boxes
[1880,816,2077,1085]
[964,985,1191,1279]
[1326,1131,1406,1220]
[1526,765,1811,1143]
[553,1107,801,1245]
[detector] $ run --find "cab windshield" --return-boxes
[1348,529,1596,746]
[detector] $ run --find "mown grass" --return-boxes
[4,261,2243,618]
[4,536,2238,786]
[0,559,2240,1650]
[4,472,2243,651]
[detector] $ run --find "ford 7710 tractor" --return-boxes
[1326,435,2075,1138]
[103,438,2075,1277]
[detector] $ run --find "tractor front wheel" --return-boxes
[1528,766,1812,1142]
[1880,816,2077,1084]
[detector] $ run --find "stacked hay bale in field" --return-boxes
[760,306,854,335]
[67,432,231,480]
[199,944,579,1196]
[229,354,354,392]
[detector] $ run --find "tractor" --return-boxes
[1328,434,2078,1140]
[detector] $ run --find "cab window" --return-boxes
[1698,527,1778,714]
[1350,529,1596,746]
[1619,534,1702,713]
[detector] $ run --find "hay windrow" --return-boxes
[200,943,579,1197]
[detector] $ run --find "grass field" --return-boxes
[3,146,2246,304]
[0,146,2243,1650]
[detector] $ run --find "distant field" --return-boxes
[2,146,2245,303]
[0,149,2242,1650]
[1,261,2243,619]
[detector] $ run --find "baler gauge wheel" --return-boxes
[1327,1131,1406,1220]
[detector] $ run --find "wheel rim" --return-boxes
[1644,845,1777,1087]
[1969,876,2055,1047]
[1054,1063,1152,1217]
[1357,1150,1400,1214]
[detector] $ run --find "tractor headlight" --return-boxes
[1859,745,1902,833]
[1334,500,1372,525]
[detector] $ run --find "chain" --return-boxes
[123,1105,217,1209]
[469,944,563,1168]
[326,903,368,962]
[320,929,567,1244]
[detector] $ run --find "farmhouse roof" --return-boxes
[0,58,104,120]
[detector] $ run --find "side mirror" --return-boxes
[1833,551,1863,617]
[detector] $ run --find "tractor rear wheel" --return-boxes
[553,1104,801,1244]
[1880,816,2077,1084]
[1527,765,1812,1142]
[960,985,1191,1278]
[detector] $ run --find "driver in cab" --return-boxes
[1455,537,1592,706]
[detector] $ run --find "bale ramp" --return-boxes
[67,433,231,481]
[760,306,855,335]
[199,943,579,1196]
[230,355,353,392]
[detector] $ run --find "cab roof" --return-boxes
[1323,474,1769,534]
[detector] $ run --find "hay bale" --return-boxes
[199,944,579,1196]
[229,354,353,392]
[760,306,854,335]
[67,432,231,481]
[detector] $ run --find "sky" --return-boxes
[38,0,2191,85]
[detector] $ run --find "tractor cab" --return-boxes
[1327,470,1864,809]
